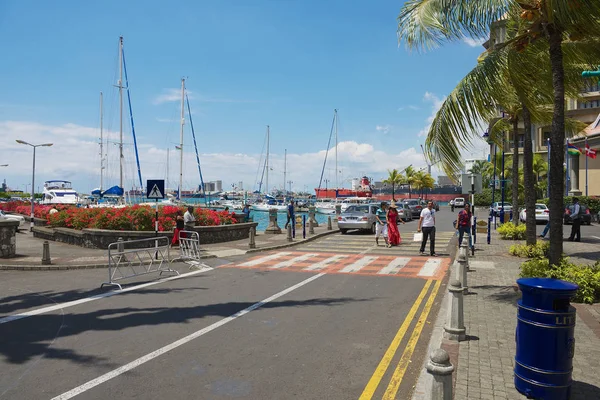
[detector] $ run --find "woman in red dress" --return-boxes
[386,201,405,247]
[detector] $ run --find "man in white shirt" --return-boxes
[184,206,196,230]
[417,201,437,256]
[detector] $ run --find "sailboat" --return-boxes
[252,126,287,212]
[314,109,373,200]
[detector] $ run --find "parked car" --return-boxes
[453,198,465,207]
[0,210,25,227]
[491,202,513,217]
[397,202,412,222]
[563,203,592,225]
[338,204,379,234]
[419,199,440,211]
[400,199,423,219]
[519,203,549,223]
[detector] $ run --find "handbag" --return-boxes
[413,232,423,242]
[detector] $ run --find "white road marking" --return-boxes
[0,268,212,325]
[238,252,291,267]
[270,253,318,269]
[50,273,326,400]
[339,256,377,273]
[304,255,348,271]
[418,258,442,277]
[591,236,600,240]
[377,257,411,275]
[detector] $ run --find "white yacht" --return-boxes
[41,180,80,205]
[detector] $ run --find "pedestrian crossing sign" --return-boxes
[146,179,165,199]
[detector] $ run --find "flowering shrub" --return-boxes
[37,204,235,231]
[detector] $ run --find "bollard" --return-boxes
[117,237,124,254]
[287,224,293,242]
[248,226,256,249]
[457,245,468,293]
[443,280,466,341]
[327,216,332,230]
[41,240,51,265]
[426,348,454,400]
[309,218,314,234]
[308,205,319,227]
[264,208,282,234]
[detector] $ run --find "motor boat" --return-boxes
[41,180,80,205]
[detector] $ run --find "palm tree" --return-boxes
[383,169,404,201]
[397,0,600,263]
[404,165,417,199]
[532,153,548,198]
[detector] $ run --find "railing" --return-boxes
[101,236,178,290]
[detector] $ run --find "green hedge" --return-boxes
[537,196,600,214]
[509,242,550,258]
[520,258,600,304]
[497,221,526,240]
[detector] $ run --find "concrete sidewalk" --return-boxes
[412,229,600,400]
[1,223,339,270]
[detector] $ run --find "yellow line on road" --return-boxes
[358,280,433,400]
[382,280,442,399]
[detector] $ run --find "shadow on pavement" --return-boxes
[0,297,369,365]
[470,284,521,307]
[571,381,600,399]
[563,251,600,262]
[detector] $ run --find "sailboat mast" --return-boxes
[118,36,124,191]
[283,148,287,193]
[266,125,270,195]
[179,78,185,200]
[334,109,338,190]
[166,148,170,190]
[99,91,104,192]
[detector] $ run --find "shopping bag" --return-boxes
[413,232,423,242]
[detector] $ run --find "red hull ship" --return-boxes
[315,176,373,198]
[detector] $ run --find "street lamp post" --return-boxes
[483,131,496,244]
[500,137,506,224]
[16,140,53,231]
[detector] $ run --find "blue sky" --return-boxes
[0,0,489,194]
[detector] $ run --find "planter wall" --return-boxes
[32,222,258,249]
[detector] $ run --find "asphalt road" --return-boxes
[0,208,462,400]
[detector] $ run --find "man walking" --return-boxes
[284,199,295,229]
[417,201,437,256]
[568,197,581,242]
[375,202,388,246]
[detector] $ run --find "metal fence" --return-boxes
[177,230,210,270]
[101,236,179,290]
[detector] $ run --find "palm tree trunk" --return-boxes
[392,184,395,201]
[547,25,565,266]
[522,103,536,245]
[512,118,520,225]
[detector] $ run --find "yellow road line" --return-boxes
[382,280,442,399]
[358,280,433,400]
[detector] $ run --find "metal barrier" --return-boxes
[101,236,178,290]
[178,230,208,269]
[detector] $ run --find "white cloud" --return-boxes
[463,36,486,47]
[153,89,255,105]
[375,125,391,134]
[418,92,445,137]
[398,105,420,112]
[0,120,430,194]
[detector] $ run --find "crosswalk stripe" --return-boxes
[340,256,378,273]
[270,253,319,269]
[304,255,349,271]
[377,258,411,275]
[239,252,292,267]
[418,258,442,277]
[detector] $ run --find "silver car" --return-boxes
[338,204,378,234]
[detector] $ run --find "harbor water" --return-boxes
[249,211,330,232]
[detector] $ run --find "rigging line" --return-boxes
[122,47,143,190]
[255,131,267,191]
[317,111,337,192]
[186,93,205,196]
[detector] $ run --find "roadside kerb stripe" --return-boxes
[270,253,318,269]
[377,258,411,275]
[50,272,326,400]
[383,280,442,399]
[358,280,433,400]
[238,252,291,267]
[0,267,213,325]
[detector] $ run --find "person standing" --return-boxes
[455,203,472,249]
[172,210,185,246]
[418,201,437,256]
[242,204,251,220]
[184,206,196,230]
[284,199,295,229]
[568,197,581,242]
[375,202,389,247]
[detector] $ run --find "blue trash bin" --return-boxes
[515,277,579,400]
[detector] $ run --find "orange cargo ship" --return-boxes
[315,176,373,198]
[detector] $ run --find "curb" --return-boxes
[245,228,340,253]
